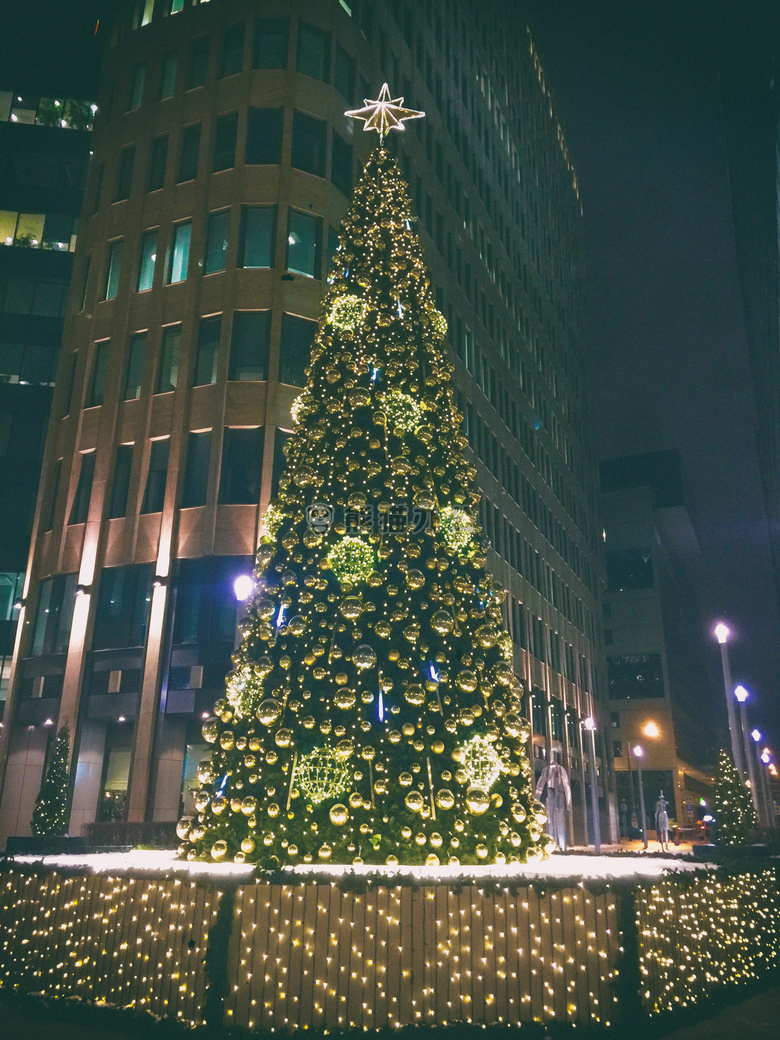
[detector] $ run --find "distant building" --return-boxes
[0,89,94,724]
[600,451,715,837]
[0,0,608,847]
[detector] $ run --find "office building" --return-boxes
[600,451,715,835]
[0,0,608,846]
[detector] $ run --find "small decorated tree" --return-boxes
[713,748,756,847]
[178,89,549,868]
[31,725,71,836]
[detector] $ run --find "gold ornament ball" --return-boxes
[241,837,256,854]
[465,787,490,815]
[435,788,455,810]
[241,796,257,816]
[405,791,424,813]
[257,699,282,726]
[329,803,349,826]
[211,840,228,861]
[476,844,489,859]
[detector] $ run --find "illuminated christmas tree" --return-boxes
[178,89,549,868]
[31,725,71,836]
[713,748,756,847]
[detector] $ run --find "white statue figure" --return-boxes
[534,756,572,849]
[655,790,670,851]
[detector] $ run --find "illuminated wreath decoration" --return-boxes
[381,390,423,435]
[327,536,376,584]
[430,308,448,341]
[461,734,503,790]
[225,664,265,717]
[295,746,351,804]
[262,503,284,539]
[438,506,475,552]
[328,294,367,332]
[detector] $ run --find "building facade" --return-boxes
[0,90,94,726]
[0,0,608,845]
[600,452,715,837]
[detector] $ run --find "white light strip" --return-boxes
[8,849,710,881]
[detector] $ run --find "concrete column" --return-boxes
[151,715,187,823]
[0,725,48,842]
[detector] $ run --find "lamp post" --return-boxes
[632,744,648,849]
[233,573,254,649]
[733,685,762,824]
[760,748,775,828]
[582,717,601,853]
[750,729,768,827]
[714,623,745,777]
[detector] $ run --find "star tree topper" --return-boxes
[345,83,425,142]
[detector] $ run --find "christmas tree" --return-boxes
[713,748,756,847]
[178,90,549,868]
[31,725,71,836]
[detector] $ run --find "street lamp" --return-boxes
[582,717,601,853]
[714,623,745,777]
[233,574,254,602]
[751,729,769,827]
[632,744,648,849]
[733,685,762,824]
[642,720,661,739]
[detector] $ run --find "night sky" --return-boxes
[4,1,778,753]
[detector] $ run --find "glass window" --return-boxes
[104,241,123,299]
[61,353,77,414]
[93,564,154,650]
[189,36,210,88]
[69,451,96,524]
[33,279,65,317]
[124,333,146,399]
[160,51,177,98]
[229,311,270,380]
[179,123,201,181]
[182,430,212,507]
[42,214,76,252]
[334,45,355,101]
[205,210,229,273]
[108,444,134,518]
[42,459,62,531]
[297,23,328,81]
[115,146,135,200]
[253,17,288,69]
[140,0,155,27]
[167,221,191,283]
[213,112,238,172]
[147,135,168,191]
[240,206,275,268]
[291,111,326,176]
[607,654,665,700]
[30,573,77,656]
[129,63,146,109]
[222,23,245,77]
[141,438,169,513]
[194,315,221,385]
[88,341,110,407]
[137,230,158,291]
[157,325,180,393]
[246,107,283,165]
[279,313,316,385]
[331,134,352,195]
[219,427,264,504]
[286,210,320,277]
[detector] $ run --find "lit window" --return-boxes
[69,451,96,524]
[170,0,185,14]
[286,210,320,278]
[167,221,191,283]
[137,230,158,291]
[141,0,155,27]
[240,206,275,268]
